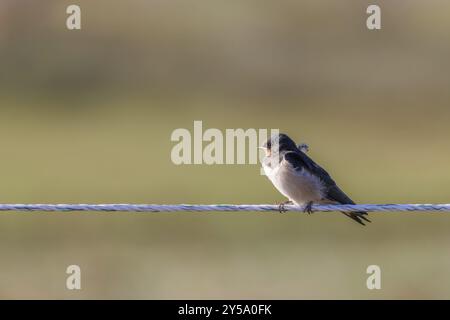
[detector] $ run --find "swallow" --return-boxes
[261,133,370,225]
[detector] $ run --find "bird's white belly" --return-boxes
[263,160,325,205]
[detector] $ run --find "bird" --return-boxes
[260,133,370,225]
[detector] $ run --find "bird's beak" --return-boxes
[259,146,270,156]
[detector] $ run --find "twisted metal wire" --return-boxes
[0,203,448,212]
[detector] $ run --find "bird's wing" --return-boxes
[283,151,370,225]
[284,151,357,204]
[283,151,337,188]
[326,184,355,204]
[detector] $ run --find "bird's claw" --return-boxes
[277,201,293,213]
[303,201,314,214]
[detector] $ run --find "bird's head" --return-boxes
[260,133,298,157]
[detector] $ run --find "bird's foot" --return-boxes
[303,201,314,214]
[278,200,293,213]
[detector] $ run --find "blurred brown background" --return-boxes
[0,0,449,299]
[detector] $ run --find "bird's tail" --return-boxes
[341,211,371,226]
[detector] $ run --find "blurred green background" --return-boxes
[0,0,450,299]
